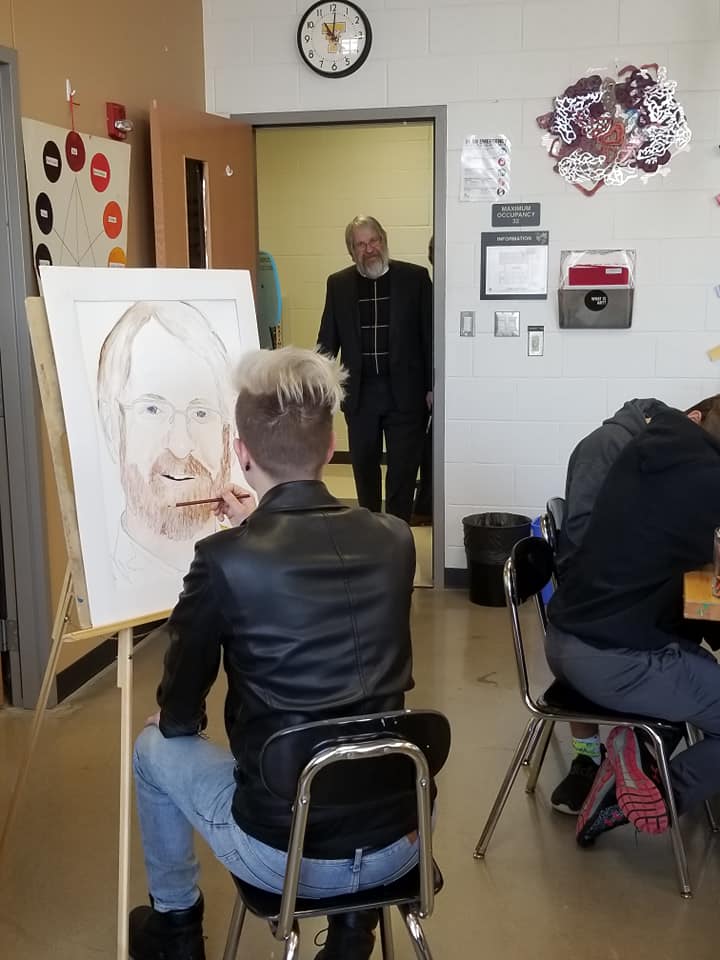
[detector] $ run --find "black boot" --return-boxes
[129,893,205,960]
[314,910,379,960]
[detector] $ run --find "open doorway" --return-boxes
[255,120,435,586]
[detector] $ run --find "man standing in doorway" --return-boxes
[318,215,432,523]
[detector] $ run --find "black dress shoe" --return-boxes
[129,893,205,960]
[314,910,379,960]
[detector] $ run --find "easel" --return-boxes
[0,298,168,960]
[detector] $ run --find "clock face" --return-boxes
[297,3,372,78]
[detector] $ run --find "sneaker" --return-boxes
[606,727,669,835]
[576,756,629,846]
[551,750,605,815]
[129,893,205,960]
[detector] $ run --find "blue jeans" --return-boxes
[133,725,420,912]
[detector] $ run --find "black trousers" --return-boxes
[345,378,426,523]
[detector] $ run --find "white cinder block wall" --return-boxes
[203,0,720,574]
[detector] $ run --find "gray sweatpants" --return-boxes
[545,625,720,814]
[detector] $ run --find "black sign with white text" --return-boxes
[491,202,541,227]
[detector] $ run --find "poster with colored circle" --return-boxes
[22,118,130,275]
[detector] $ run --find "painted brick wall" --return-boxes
[204,0,720,569]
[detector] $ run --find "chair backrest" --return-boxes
[547,496,566,533]
[260,709,450,804]
[540,496,566,554]
[260,710,451,936]
[503,536,554,711]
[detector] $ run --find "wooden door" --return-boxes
[149,101,257,275]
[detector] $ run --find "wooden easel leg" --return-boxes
[0,564,73,863]
[116,626,134,960]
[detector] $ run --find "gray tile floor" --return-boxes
[1,589,719,958]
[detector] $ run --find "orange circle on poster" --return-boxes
[107,246,126,267]
[103,201,123,239]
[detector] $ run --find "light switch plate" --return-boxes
[494,310,520,337]
[528,325,544,356]
[460,311,475,337]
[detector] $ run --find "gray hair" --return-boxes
[344,215,388,256]
[234,346,346,416]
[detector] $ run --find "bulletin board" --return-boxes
[22,118,131,275]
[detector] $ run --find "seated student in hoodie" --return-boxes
[550,399,668,816]
[546,396,720,844]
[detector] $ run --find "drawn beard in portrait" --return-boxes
[119,418,232,541]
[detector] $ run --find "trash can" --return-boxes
[462,512,531,606]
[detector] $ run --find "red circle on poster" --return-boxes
[65,131,86,172]
[103,201,123,239]
[90,153,111,192]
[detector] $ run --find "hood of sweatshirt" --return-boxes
[600,398,669,441]
[636,408,720,475]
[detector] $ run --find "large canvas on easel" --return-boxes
[39,268,259,628]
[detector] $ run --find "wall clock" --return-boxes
[297,3,372,78]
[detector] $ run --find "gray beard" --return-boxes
[356,256,389,280]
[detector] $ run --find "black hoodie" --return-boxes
[556,398,668,578]
[549,408,720,651]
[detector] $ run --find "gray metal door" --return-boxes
[0,47,52,707]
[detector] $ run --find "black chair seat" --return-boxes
[231,861,444,921]
[539,679,680,730]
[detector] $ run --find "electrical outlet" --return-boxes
[460,311,475,337]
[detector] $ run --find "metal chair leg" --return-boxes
[645,727,692,898]
[526,720,555,794]
[684,723,720,833]
[221,895,247,960]
[398,905,434,960]
[282,922,301,960]
[521,717,544,766]
[474,718,537,858]
[379,906,395,960]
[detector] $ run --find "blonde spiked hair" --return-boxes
[234,347,347,480]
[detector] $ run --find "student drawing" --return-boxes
[96,301,235,583]
[40,267,259,627]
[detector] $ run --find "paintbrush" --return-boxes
[175,494,252,507]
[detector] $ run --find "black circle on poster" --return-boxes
[585,289,609,311]
[35,243,52,272]
[35,192,53,235]
[42,140,62,183]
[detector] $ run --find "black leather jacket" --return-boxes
[155,480,417,856]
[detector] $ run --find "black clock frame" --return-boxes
[297,2,372,79]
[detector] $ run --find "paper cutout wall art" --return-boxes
[537,64,691,196]
[22,118,131,274]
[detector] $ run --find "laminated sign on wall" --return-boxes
[22,118,131,275]
[460,135,511,202]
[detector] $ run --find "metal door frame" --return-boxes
[234,105,447,585]
[0,46,52,707]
